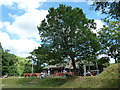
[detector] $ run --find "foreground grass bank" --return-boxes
[2,63,119,88]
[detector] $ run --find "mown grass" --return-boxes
[35,77,69,87]
[2,63,119,88]
[2,76,73,88]
[61,63,119,88]
[2,77,36,88]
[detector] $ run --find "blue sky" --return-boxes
[38,2,106,20]
[1,0,115,62]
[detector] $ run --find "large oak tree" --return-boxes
[37,4,101,74]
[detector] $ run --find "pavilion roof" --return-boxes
[43,61,94,69]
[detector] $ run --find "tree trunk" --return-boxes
[115,57,117,63]
[71,57,77,76]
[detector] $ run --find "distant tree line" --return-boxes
[0,43,32,76]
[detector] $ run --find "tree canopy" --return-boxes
[0,43,2,76]
[37,4,101,73]
[98,20,120,63]
[92,1,120,20]
[92,1,120,63]
[27,46,49,73]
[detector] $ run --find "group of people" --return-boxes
[62,69,73,78]
[40,72,46,78]
[40,69,73,78]
[40,69,93,79]
[40,69,51,78]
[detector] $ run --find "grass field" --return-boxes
[2,63,120,88]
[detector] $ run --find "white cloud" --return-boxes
[1,0,47,12]
[98,54,115,63]
[87,1,93,5]
[0,0,48,57]
[91,19,104,34]
[95,20,104,30]
[0,22,3,28]
[0,31,40,57]
[5,9,48,40]
[109,58,115,63]
[1,0,48,41]
[8,13,18,19]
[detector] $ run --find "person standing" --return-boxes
[48,69,51,77]
[63,69,67,78]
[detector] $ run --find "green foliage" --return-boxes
[98,20,120,63]
[15,57,31,76]
[2,49,32,76]
[37,4,101,72]
[97,57,110,72]
[92,1,120,63]
[0,43,2,76]
[27,46,49,73]
[92,1,120,20]
[98,57,110,65]
[24,59,32,73]
[2,50,16,75]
